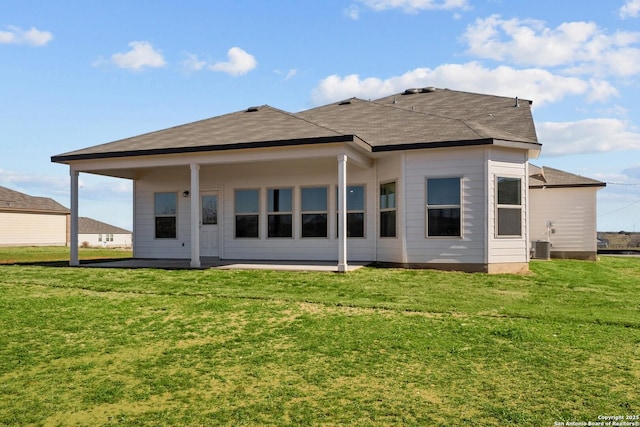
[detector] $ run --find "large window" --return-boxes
[155,192,177,239]
[268,188,293,238]
[496,177,522,237]
[301,187,328,238]
[427,177,461,237]
[379,182,396,238]
[336,185,365,238]
[235,189,259,238]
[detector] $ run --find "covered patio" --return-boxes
[82,258,369,272]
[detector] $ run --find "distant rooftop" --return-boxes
[0,186,69,213]
[529,165,606,188]
[79,217,131,235]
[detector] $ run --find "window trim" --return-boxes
[301,186,329,238]
[379,180,397,239]
[154,192,178,240]
[495,176,523,238]
[267,187,293,239]
[234,188,260,239]
[425,176,462,238]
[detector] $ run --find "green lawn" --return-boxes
[0,246,132,265]
[0,254,638,426]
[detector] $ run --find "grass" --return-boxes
[0,246,132,265]
[0,250,638,426]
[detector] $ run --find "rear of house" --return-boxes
[529,165,606,260]
[0,186,69,247]
[52,88,542,273]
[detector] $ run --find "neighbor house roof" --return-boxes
[78,217,131,234]
[0,186,69,214]
[52,88,541,163]
[529,165,606,188]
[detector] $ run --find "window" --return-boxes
[235,189,259,238]
[202,195,218,225]
[155,192,177,239]
[301,187,328,238]
[98,234,102,242]
[336,185,365,238]
[496,177,522,237]
[107,234,114,242]
[427,178,461,237]
[268,188,293,238]
[379,182,396,238]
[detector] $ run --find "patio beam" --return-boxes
[69,168,79,266]
[190,163,201,268]
[337,153,348,273]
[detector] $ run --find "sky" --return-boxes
[2,0,640,232]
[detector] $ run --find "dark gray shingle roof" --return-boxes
[52,88,540,162]
[78,217,131,234]
[0,186,69,213]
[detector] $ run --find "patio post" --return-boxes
[190,163,201,268]
[69,168,79,266]
[337,154,348,272]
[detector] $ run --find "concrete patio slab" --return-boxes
[82,258,368,272]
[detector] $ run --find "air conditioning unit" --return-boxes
[534,240,552,260]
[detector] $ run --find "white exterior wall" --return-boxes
[134,157,377,261]
[529,187,598,253]
[487,148,529,264]
[78,233,132,248]
[0,211,68,246]
[403,147,487,264]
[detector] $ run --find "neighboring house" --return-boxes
[529,165,606,260]
[0,185,70,246]
[52,87,543,273]
[78,217,132,248]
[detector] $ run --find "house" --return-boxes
[529,165,606,260]
[0,185,70,246]
[78,217,132,248]
[52,87,542,273]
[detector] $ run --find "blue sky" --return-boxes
[2,0,640,232]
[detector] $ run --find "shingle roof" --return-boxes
[78,217,131,234]
[374,88,538,143]
[529,165,606,188]
[297,96,537,149]
[52,88,540,163]
[52,106,353,161]
[0,186,69,213]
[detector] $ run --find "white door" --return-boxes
[200,192,219,257]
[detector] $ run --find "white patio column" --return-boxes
[190,163,201,268]
[337,154,348,272]
[69,168,79,266]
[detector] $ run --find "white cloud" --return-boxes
[537,118,640,156]
[110,41,166,71]
[462,15,640,77]
[182,52,207,71]
[0,25,53,46]
[285,68,297,80]
[620,0,640,19]
[357,0,470,13]
[210,47,257,76]
[311,62,618,106]
[345,5,361,19]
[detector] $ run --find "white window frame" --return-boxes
[301,186,329,238]
[379,180,397,238]
[154,192,178,240]
[426,177,462,238]
[495,176,523,238]
[267,187,293,239]
[234,188,260,239]
[336,184,366,238]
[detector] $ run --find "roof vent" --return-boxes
[514,97,519,108]
[246,106,260,112]
[338,99,352,105]
[403,88,420,95]
[421,87,437,93]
